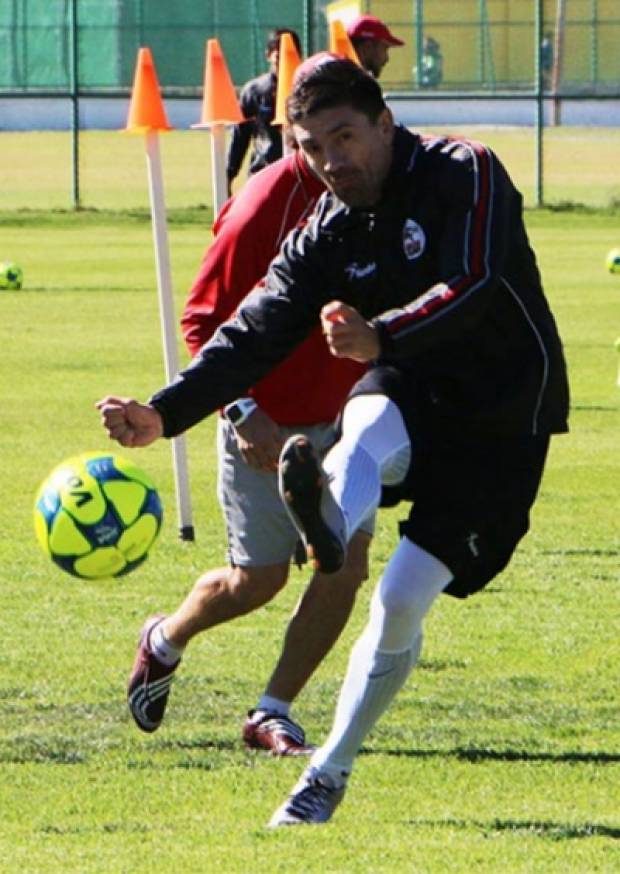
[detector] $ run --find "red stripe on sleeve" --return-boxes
[383,140,493,338]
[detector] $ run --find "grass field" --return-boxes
[0,183,619,869]
[2,126,620,211]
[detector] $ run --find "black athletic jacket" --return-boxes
[153,127,569,439]
[226,72,282,182]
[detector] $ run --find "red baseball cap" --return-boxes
[346,14,405,47]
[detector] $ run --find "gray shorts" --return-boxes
[217,418,375,567]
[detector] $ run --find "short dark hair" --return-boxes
[286,57,386,125]
[266,28,302,57]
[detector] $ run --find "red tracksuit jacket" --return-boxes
[181,150,365,426]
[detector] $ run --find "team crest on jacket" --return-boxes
[402,219,426,260]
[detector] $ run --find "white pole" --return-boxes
[210,124,229,217]
[145,131,195,541]
[281,127,294,158]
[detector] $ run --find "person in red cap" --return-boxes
[346,13,404,78]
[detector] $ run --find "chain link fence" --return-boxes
[2,1,618,93]
[0,1,618,209]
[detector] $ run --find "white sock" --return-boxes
[150,621,184,666]
[323,395,411,540]
[310,539,453,781]
[310,638,421,785]
[323,442,380,541]
[256,695,290,717]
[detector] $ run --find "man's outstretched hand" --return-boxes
[96,396,164,448]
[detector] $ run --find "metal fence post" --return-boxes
[414,0,424,88]
[303,0,312,56]
[535,0,544,206]
[591,0,599,83]
[70,0,80,209]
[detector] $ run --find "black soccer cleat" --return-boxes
[278,435,346,574]
[268,769,347,826]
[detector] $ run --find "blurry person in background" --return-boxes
[417,35,443,88]
[540,31,554,90]
[346,14,404,79]
[226,28,302,193]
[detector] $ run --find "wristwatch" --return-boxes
[223,397,258,428]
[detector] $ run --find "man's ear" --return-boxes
[378,107,395,141]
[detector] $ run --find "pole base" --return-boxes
[179,525,195,542]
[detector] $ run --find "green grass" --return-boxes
[0,204,619,872]
[1,126,620,210]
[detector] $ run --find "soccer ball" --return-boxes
[34,452,163,579]
[0,261,23,289]
[606,248,620,274]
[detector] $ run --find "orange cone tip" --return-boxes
[124,47,173,134]
[328,19,362,66]
[272,32,302,126]
[193,39,243,127]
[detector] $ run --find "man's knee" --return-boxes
[194,562,290,615]
[313,531,371,594]
[231,563,290,609]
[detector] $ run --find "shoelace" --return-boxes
[288,779,335,818]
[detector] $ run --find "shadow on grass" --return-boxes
[364,745,620,765]
[571,404,619,412]
[402,816,620,840]
[540,547,618,557]
[0,738,86,764]
[149,736,237,752]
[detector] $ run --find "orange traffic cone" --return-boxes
[328,19,361,66]
[194,38,243,127]
[272,32,302,126]
[125,47,173,133]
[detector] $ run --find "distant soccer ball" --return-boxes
[34,452,163,579]
[0,261,23,289]
[606,248,620,275]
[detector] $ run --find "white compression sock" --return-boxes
[323,395,411,540]
[310,539,453,782]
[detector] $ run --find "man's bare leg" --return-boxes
[263,531,371,703]
[127,562,289,733]
[162,561,290,647]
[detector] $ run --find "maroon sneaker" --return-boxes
[243,710,314,756]
[127,615,179,732]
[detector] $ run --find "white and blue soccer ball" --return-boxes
[34,452,163,579]
[606,248,620,275]
[0,261,23,289]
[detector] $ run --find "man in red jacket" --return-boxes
[124,146,371,754]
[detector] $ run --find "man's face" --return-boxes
[292,105,394,209]
[357,40,390,78]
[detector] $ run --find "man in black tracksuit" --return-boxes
[226,29,301,191]
[98,58,569,827]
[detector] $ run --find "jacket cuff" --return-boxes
[149,394,179,440]
[371,318,397,358]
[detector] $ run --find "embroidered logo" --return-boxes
[345,261,377,281]
[402,218,426,261]
[465,532,480,557]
